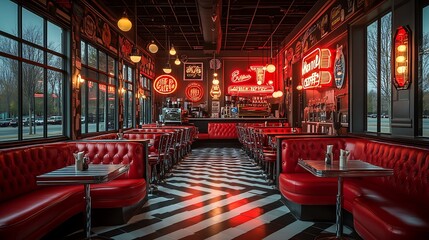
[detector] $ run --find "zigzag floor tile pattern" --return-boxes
[67,147,356,240]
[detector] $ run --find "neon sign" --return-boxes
[153,75,178,95]
[227,85,274,95]
[231,70,252,83]
[301,48,333,89]
[185,82,204,102]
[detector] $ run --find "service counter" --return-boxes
[189,118,287,133]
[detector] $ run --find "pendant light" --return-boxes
[162,26,172,73]
[266,17,276,73]
[148,40,158,53]
[169,44,176,55]
[174,55,181,65]
[117,11,132,32]
[129,0,141,63]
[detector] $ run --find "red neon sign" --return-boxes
[301,48,333,89]
[227,85,274,95]
[231,70,252,83]
[153,75,178,95]
[185,82,204,102]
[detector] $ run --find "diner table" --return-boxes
[298,159,393,239]
[37,164,129,239]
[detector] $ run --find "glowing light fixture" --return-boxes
[266,63,276,73]
[174,55,181,65]
[212,79,219,85]
[148,40,158,53]
[296,85,303,91]
[213,72,218,77]
[393,26,411,89]
[129,0,141,63]
[117,11,132,32]
[169,44,176,55]
[163,62,172,74]
[266,16,276,73]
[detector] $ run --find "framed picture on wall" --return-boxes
[184,62,203,81]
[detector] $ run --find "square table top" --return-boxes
[298,159,393,178]
[37,164,129,185]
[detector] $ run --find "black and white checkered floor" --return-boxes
[66,147,357,240]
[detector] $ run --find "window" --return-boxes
[81,41,117,134]
[366,12,392,133]
[0,1,67,142]
[139,75,152,125]
[122,64,134,129]
[419,3,429,137]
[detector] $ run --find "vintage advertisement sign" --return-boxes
[153,75,178,95]
[185,82,204,102]
[301,48,334,89]
[184,62,203,81]
[334,44,346,89]
[227,85,274,95]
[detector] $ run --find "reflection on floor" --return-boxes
[67,147,357,240]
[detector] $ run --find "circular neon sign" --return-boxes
[153,75,178,95]
[185,82,204,102]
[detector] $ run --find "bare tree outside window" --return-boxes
[366,12,392,133]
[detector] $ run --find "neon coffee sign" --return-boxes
[153,75,178,95]
[301,48,333,89]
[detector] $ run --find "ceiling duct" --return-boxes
[198,0,222,54]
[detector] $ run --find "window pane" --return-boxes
[22,8,43,46]
[47,21,63,53]
[0,56,18,141]
[108,86,115,130]
[22,63,42,139]
[81,41,87,65]
[99,73,108,83]
[81,81,87,134]
[108,56,115,76]
[128,91,133,128]
[380,13,392,133]
[422,5,429,137]
[47,70,63,137]
[0,0,18,36]
[48,53,63,70]
[99,51,107,72]
[0,35,18,56]
[23,43,44,64]
[98,84,106,131]
[88,44,97,69]
[367,20,378,132]
[88,81,97,133]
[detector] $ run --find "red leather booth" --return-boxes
[279,137,429,240]
[0,141,148,239]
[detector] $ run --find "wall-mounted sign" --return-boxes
[231,70,252,83]
[227,85,274,95]
[184,62,203,81]
[153,75,178,95]
[210,84,221,100]
[301,48,334,89]
[185,82,204,102]
[334,44,346,89]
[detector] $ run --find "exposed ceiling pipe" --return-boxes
[197,0,222,53]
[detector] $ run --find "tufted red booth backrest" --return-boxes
[208,123,238,139]
[281,137,429,204]
[259,127,302,134]
[85,133,118,140]
[0,141,146,203]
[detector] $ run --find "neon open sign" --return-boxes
[301,48,333,89]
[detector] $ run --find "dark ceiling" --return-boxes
[96,0,318,54]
